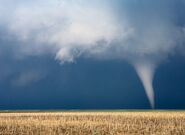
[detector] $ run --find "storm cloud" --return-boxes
[0,0,185,107]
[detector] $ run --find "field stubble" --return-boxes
[0,112,185,135]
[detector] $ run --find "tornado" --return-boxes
[133,61,156,108]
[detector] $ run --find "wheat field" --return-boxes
[0,111,184,135]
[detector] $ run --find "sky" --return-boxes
[0,0,185,109]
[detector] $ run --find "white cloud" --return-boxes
[0,0,132,62]
[1,0,183,63]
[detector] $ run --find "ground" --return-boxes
[0,111,184,135]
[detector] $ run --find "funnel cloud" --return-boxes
[133,61,156,108]
[0,0,185,108]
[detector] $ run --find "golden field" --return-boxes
[0,112,185,135]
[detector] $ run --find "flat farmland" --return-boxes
[0,111,184,135]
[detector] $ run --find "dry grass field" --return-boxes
[0,111,184,135]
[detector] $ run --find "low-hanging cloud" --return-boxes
[0,0,185,108]
[11,70,46,87]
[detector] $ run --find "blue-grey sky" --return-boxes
[0,0,185,109]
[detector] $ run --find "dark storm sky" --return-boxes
[0,55,185,109]
[0,0,185,109]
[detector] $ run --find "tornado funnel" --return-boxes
[133,62,156,108]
